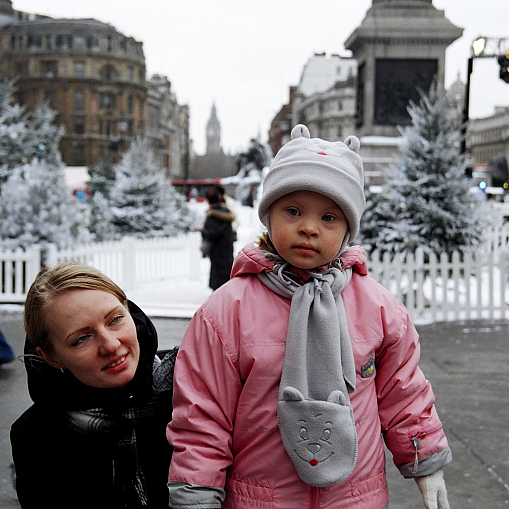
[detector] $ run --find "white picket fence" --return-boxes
[0,233,202,303]
[368,246,508,323]
[1,226,509,323]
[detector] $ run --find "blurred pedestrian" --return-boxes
[201,186,235,290]
[0,328,15,364]
[11,262,176,509]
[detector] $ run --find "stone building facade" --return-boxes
[146,75,190,179]
[468,107,509,168]
[268,86,296,156]
[292,54,357,144]
[0,0,189,177]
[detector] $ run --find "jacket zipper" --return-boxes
[310,487,320,509]
[411,425,442,474]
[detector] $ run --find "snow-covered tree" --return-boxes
[0,80,28,185]
[0,159,91,250]
[0,80,65,187]
[89,191,116,242]
[358,86,484,256]
[109,137,193,238]
[24,102,65,168]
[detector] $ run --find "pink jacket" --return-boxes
[167,244,450,509]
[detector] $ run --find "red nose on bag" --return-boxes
[310,459,318,466]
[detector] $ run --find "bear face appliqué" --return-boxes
[278,386,358,486]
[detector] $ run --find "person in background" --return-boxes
[0,328,15,365]
[201,186,235,290]
[167,125,451,509]
[215,184,238,240]
[11,262,176,509]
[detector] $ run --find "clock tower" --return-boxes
[206,103,221,154]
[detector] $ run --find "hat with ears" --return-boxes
[258,124,365,242]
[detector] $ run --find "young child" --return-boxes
[11,262,176,508]
[167,124,452,509]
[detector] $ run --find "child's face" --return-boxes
[269,190,348,269]
[38,289,140,389]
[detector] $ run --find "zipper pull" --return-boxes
[411,432,425,474]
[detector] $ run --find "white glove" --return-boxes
[414,468,450,509]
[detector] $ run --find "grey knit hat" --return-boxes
[258,124,365,242]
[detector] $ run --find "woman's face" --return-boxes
[38,289,140,389]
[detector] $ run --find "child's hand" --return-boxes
[414,469,450,509]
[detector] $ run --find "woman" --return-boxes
[11,262,176,508]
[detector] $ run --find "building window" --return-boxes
[74,60,85,77]
[41,60,58,78]
[74,91,85,110]
[127,94,133,113]
[100,65,117,81]
[18,35,23,50]
[104,119,111,136]
[45,34,52,49]
[74,145,85,166]
[15,61,27,75]
[87,33,99,49]
[74,35,84,50]
[100,93,116,110]
[74,117,85,135]
[107,35,113,52]
[44,90,54,106]
[27,33,42,48]
[128,66,133,81]
[55,33,72,48]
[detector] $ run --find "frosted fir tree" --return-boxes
[109,137,193,238]
[24,102,65,168]
[0,80,65,187]
[0,159,91,250]
[0,80,28,185]
[359,86,484,256]
[89,191,116,242]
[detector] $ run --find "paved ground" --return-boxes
[1,307,508,508]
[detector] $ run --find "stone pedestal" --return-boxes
[345,0,463,139]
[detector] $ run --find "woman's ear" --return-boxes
[36,346,65,370]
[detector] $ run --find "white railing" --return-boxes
[1,226,509,323]
[0,245,41,303]
[45,232,202,291]
[368,244,509,323]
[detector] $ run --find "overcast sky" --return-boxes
[13,0,509,155]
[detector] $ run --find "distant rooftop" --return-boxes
[297,53,357,97]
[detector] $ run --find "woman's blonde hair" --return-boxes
[24,262,127,352]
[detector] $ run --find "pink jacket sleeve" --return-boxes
[167,306,241,488]
[374,299,450,475]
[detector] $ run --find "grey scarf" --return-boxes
[258,256,358,486]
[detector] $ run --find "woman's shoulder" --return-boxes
[11,403,67,445]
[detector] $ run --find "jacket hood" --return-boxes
[232,243,368,279]
[23,300,158,410]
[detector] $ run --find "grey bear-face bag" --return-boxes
[278,387,357,486]
[259,258,358,487]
